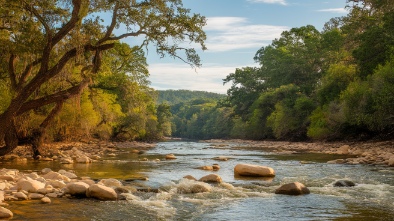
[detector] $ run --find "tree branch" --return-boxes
[52,0,82,46]
[17,78,91,115]
[108,30,147,41]
[16,59,42,92]
[38,0,82,74]
[23,2,52,39]
[17,43,115,106]
[97,2,119,45]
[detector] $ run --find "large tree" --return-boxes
[0,0,206,157]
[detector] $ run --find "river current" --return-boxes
[3,141,394,220]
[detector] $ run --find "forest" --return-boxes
[167,0,394,141]
[0,0,393,158]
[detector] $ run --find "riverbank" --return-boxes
[4,139,394,167]
[205,139,394,166]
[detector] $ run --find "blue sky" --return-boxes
[147,0,349,94]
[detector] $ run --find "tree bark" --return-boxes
[31,102,64,159]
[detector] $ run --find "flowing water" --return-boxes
[3,141,394,220]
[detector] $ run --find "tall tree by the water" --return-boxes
[0,0,206,157]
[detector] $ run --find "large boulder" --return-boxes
[275,182,310,195]
[86,184,117,201]
[234,164,275,177]
[17,179,45,193]
[66,182,90,196]
[199,174,222,183]
[0,207,13,219]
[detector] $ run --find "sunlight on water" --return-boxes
[5,141,394,220]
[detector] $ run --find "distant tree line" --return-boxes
[157,90,225,105]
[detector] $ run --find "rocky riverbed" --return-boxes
[0,139,393,219]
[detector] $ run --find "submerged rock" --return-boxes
[183,175,197,181]
[196,166,213,170]
[234,164,275,177]
[327,159,346,164]
[275,182,310,195]
[177,179,212,194]
[333,180,356,187]
[199,174,222,183]
[213,156,228,161]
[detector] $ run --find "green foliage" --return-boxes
[264,85,315,140]
[254,25,323,95]
[223,67,266,118]
[341,59,394,133]
[317,63,357,105]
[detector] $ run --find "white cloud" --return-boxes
[247,0,287,6]
[148,63,257,94]
[317,8,347,13]
[204,17,289,52]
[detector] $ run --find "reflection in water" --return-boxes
[4,141,394,220]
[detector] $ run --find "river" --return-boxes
[3,141,394,220]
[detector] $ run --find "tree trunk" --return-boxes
[0,117,19,156]
[31,102,64,159]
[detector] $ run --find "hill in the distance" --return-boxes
[157,89,226,105]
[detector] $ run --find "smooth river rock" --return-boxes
[234,164,275,177]
[165,154,177,160]
[66,182,90,196]
[86,184,117,201]
[0,207,13,219]
[17,179,46,193]
[275,182,310,195]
